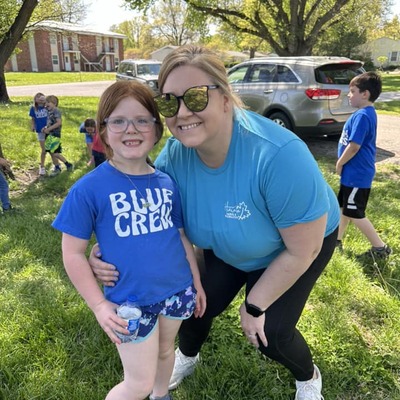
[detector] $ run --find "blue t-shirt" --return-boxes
[338,106,377,188]
[156,110,339,272]
[79,122,94,144]
[52,162,193,306]
[29,105,48,133]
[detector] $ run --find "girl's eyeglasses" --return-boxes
[154,85,219,118]
[104,117,156,133]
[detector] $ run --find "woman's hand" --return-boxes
[88,243,119,287]
[239,303,268,348]
[91,299,129,344]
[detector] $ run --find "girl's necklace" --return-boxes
[109,160,153,208]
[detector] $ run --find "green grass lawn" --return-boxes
[0,97,399,399]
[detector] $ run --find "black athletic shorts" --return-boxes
[337,184,370,219]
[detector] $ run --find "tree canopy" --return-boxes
[123,0,389,56]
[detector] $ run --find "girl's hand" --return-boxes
[193,283,207,318]
[88,243,119,287]
[239,303,268,348]
[91,299,128,344]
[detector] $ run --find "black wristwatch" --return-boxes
[245,298,266,317]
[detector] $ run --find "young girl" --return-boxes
[52,80,206,400]
[29,92,48,176]
[79,118,106,167]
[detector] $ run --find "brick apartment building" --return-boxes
[6,20,126,73]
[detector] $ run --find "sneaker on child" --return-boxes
[65,162,74,171]
[39,166,46,176]
[295,364,324,400]
[169,348,199,390]
[50,166,62,177]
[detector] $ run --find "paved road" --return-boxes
[8,80,115,97]
[8,81,400,165]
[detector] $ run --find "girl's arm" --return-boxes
[62,233,128,343]
[31,117,36,132]
[179,228,207,318]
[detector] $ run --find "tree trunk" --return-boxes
[0,0,39,103]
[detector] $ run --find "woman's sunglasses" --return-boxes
[154,85,219,118]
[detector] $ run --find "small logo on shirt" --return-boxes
[224,202,251,220]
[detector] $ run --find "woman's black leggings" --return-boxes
[178,228,338,381]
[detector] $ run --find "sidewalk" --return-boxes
[376,91,400,102]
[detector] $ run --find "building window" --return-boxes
[390,51,398,62]
[50,34,56,45]
[52,55,59,65]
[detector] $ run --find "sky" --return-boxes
[83,0,400,31]
[83,0,138,30]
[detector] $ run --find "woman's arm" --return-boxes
[88,243,120,286]
[62,234,127,343]
[240,214,327,347]
[179,228,206,318]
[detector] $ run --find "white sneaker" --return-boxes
[39,166,46,176]
[295,365,324,400]
[168,348,199,390]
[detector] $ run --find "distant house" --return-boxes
[5,20,127,73]
[150,46,179,61]
[353,37,400,68]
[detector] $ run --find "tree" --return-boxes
[0,0,86,103]
[123,0,389,56]
[0,0,39,103]
[150,0,201,45]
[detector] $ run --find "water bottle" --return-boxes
[115,296,142,343]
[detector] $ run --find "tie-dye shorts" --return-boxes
[133,285,197,343]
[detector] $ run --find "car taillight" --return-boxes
[305,88,341,100]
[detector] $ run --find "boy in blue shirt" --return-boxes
[336,71,391,258]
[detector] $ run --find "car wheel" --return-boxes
[269,112,293,132]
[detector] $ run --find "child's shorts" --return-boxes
[338,184,370,219]
[37,132,46,141]
[45,135,62,154]
[133,285,197,343]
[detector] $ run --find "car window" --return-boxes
[315,63,363,85]
[249,64,276,83]
[137,64,161,75]
[274,65,299,83]
[228,66,249,83]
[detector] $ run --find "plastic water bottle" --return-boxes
[115,296,142,343]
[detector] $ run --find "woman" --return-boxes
[90,45,339,400]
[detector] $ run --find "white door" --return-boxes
[65,55,71,71]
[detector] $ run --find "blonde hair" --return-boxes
[33,92,46,110]
[97,80,163,159]
[45,95,59,106]
[158,45,243,109]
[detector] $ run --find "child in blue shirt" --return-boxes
[52,80,206,400]
[29,92,48,176]
[336,71,391,258]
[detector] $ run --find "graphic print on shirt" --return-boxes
[110,187,174,236]
[224,201,251,220]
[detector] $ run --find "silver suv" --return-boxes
[116,59,162,93]
[227,56,365,137]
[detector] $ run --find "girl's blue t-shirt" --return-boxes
[29,105,48,133]
[338,106,377,188]
[156,110,340,272]
[52,162,193,306]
